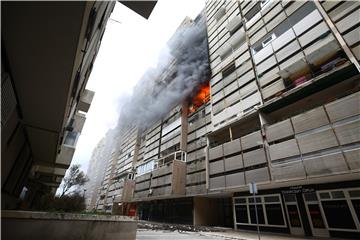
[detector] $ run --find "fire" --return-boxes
[188,81,210,114]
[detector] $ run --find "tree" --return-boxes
[60,164,89,197]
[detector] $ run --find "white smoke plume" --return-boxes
[118,11,210,130]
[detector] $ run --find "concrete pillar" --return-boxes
[193,197,221,226]
[180,102,188,151]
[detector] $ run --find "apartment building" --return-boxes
[84,129,117,210]
[1,1,157,209]
[94,1,359,238]
[1,1,116,209]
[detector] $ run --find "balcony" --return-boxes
[208,130,270,191]
[134,151,187,200]
[55,131,78,166]
[55,145,75,166]
[72,112,86,133]
[77,89,94,113]
[266,91,360,181]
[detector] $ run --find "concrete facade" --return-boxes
[93,1,359,239]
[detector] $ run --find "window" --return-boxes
[244,2,261,22]
[64,131,78,146]
[222,62,236,78]
[322,200,356,229]
[262,33,276,48]
[136,160,155,176]
[234,194,286,227]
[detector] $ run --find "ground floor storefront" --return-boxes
[233,180,360,239]
[133,180,360,239]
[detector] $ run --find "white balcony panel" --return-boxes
[226,16,242,33]
[224,138,241,156]
[343,147,360,170]
[254,43,274,65]
[230,29,246,49]
[256,56,277,75]
[276,40,301,63]
[266,12,286,32]
[224,80,238,97]
[284,0,306,16]
[241,130,262,150]
[325,92,360,122]
[56,145,76,166]
[250,28,267,45]
[335,8,360,33]
[258,67,281,87]
[236,60,252,79]
[225,90,241,106]
[344,26,360,47]
[263,3,282,23]
[226,172,245,188]
[241,91,261,111]
[77,89,95,113]
[209,145,223,160]
[321,0,340,12]
[224,154,243,171]
[248,18,264,37]
[269,139,300,161]
[297,127,338,154]
[333,119,360,145]
[266,119,294,142]
[243,148,267,167]
[271,160,306,181]
[329,1,359,22]
[240,80,258,99]
[209,176,225,190]
[162,117,181,136]
[278,53,307,79]
[237,70,255,88]
[292,106,329,134]
[272,28,296,51]
[299,21,330,48]
[303,152,348,176]
[245,167,270,184]
[262,79,285,100]
[293,10,323,36]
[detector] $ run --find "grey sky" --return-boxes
[71,1,206,172]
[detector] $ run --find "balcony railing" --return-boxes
[154,150,187,169]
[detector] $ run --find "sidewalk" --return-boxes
[199,229,338,240]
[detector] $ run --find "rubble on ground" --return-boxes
[137,220,228,233]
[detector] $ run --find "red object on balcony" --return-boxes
[294,76,307,87]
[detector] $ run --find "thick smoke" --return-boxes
[118,12,210,130]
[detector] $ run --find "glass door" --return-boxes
[302,192,329,237]
[283,193,305,235]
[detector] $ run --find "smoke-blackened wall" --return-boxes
[118,11,210,130]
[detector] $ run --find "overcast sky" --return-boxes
[72,1,206,172]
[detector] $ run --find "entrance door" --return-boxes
[283,193,305,235]
[302,192,330,237]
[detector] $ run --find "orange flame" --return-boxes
[188,81,210,114]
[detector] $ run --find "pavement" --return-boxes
[136,229,319,240]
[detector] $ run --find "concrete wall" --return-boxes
[1,211,137,240]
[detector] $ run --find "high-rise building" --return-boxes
[96,1,359,238]
[1,1,157,209]
[84,129,116,210]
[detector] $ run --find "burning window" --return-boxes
[188,81,210,114]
